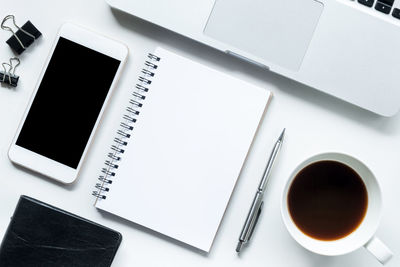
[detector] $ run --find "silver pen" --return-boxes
[236,128,285,253]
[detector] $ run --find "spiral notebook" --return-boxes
[93,47,271,252]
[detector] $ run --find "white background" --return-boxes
[0,1,399,266]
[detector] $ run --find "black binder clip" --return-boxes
[1,15,41,55]
[0,57,20,87]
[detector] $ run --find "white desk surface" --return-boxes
[0,1,399,266]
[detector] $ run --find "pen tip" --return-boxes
[278,128,286,142]
[236,241,243,253]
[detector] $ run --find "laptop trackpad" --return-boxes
[204,0,323,70]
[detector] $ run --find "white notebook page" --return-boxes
[96,47,271,252]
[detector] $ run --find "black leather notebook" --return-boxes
[0,195,122,267]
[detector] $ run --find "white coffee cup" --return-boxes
[281,152,393,264]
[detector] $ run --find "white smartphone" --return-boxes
[9,23,128,184]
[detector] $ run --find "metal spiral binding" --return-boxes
[93,53,161,200]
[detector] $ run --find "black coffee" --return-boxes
[288,160,368,241]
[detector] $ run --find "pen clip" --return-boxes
[248,201,263,241]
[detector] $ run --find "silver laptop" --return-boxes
[107,0,400,116]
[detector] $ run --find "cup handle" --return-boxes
[364,236,393,265]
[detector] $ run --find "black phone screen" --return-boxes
[16,37,121,169]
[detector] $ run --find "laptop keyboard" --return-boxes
[358,0,400,18]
